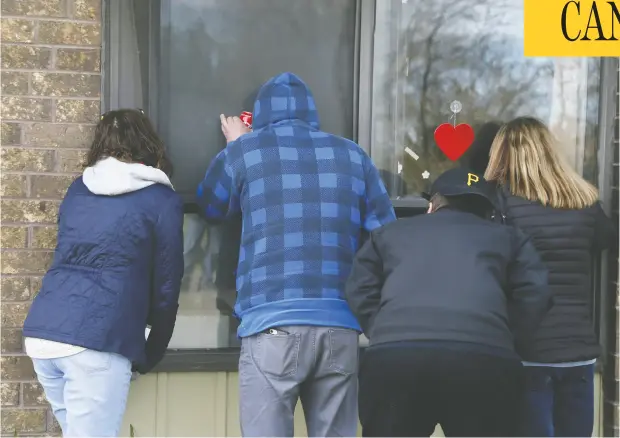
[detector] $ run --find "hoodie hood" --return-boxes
[82,157,173,196]
[252,72,320,130]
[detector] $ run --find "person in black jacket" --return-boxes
[345,167,553,437]
[484,117,617,437]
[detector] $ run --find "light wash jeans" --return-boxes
[32,349,132,437]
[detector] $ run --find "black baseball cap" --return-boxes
[422,167,495,207]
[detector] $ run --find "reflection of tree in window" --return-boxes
[375,0,601,194]
[160,0,356,195]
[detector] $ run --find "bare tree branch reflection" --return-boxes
[375,0,600,194]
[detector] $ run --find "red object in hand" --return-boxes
[240,111,253,129]
[434,123,474,161]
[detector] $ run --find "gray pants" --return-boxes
[239,325,359,437]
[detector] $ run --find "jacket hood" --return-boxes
[252,72,320,130]
[82,157,173,196]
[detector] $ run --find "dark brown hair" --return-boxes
[460,121,502,175]
[85,109,173,177]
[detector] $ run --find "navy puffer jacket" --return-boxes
[497,186,615,363]
[23,158,184,373]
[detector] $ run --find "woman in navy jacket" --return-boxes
[23,109,184,437]
[485,117,615,437]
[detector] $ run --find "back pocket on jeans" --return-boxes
[255,331,300,378]
[328,328,359,376]
[70,349,113,373]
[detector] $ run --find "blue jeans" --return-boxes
[520,364,594,437]
[32,349,132,437]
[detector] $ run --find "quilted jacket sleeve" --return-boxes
[140,194,185,374]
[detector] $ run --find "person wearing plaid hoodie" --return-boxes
[197,72,395,437]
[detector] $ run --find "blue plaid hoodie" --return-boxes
[197,72,396,337]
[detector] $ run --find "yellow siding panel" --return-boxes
[163,372,225,436]
[120,374,158,437]
[122,371,602,437]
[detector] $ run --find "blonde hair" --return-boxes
[484,117,598,209]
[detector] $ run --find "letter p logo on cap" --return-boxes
[467,173,480,186]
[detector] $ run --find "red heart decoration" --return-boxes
[434,123,474,161]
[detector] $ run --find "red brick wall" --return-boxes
[1,0,101,435]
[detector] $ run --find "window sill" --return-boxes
[153,348,241,372]
[152,347,606,373]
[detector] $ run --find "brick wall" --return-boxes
[0,0,101,435]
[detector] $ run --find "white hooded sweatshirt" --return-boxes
[25,158,171,359]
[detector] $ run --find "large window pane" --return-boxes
[108,0,359,349]
[168,214,241,349]
[161,0,358,348]
[371,0,601,198]
[160,0,358,198]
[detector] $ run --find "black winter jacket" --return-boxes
[497,189,616,363]
[345,209,553,357]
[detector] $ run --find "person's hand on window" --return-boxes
[220,114,251,143]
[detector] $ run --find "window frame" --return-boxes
[102,0,617,373]
[102,0,373,370]
[592,57,619,371]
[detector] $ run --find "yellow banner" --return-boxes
[524,0,620,56]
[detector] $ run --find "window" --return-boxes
[105,0,359,349]
[370,0,602,199]
[104,0,614,359]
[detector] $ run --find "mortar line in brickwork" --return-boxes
[2,42,101,50]
[2,203,62,208]
[2,69,101,76]
[50,46,58,70]
[1,120,98,124]
[0,198,61,202]
[0,171,82,176]
[25,173,32,197]
[27,70,33,95]
[2,95,100,100]
[50,97,57,122]
[0,351,29,357]
[0,146,89,151]
[65,0,75,18]
[0,225,58,229]
[51,148,61,172]
[0,121,97,126]
[0,271,54,275]
[33,20,40,43]
[26,224,33,248]
[1,15,100,25]
[0,248,53,252]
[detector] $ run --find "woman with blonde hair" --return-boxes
[484,116,615,437]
